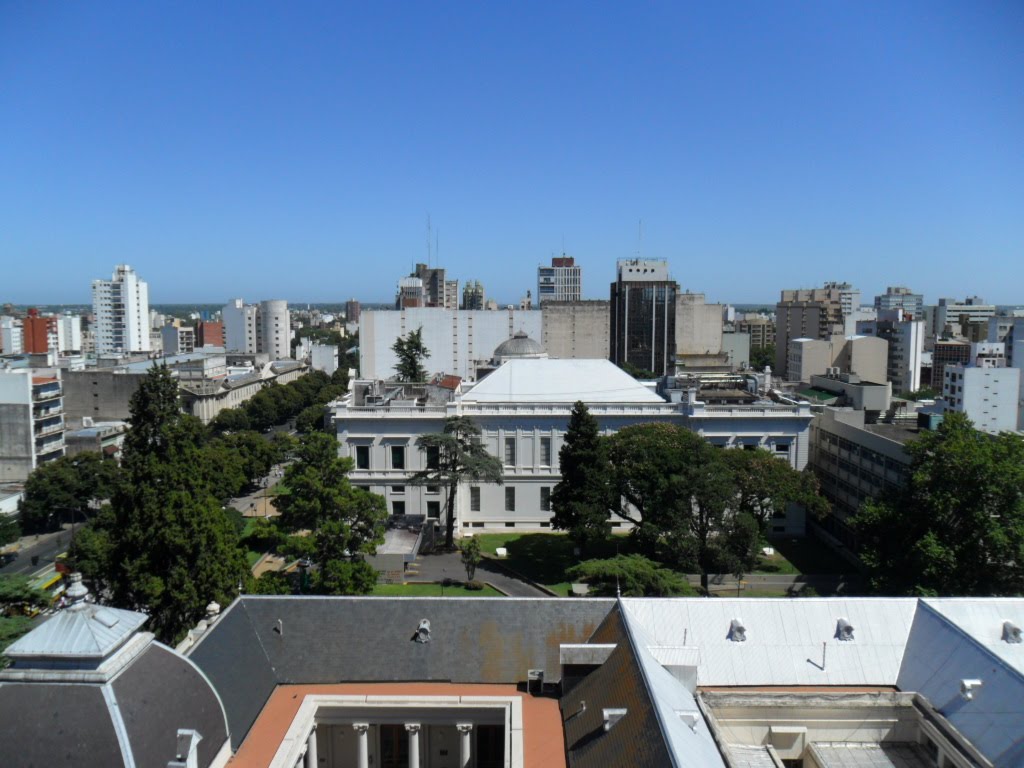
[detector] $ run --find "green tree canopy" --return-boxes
[273,432,386,595]
[69,365,248,644]
[853,413,1024,596]
[392,326,430,382]
[460,536,482,581]
[566,554,695,597]
[550,401,612,554]
[721,448,827,533]
[18,452,122,533]
[410,417,503,549]
[749,345,775,371]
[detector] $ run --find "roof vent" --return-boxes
[602,708,627,732]
[676,710,700,731]
[93,609,121,629]
[960,678,983,701]
[1003,621,1022,644]
[835,618,854,641]
[729,618,746,642]
[413,619,431,643]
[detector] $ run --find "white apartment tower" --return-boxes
[537,256,582,304]
[91,264,151,355]
[941,342,1020,434]
[222,298,290,358]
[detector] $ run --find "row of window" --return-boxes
[355,439,552,471]
[389,486,553,515]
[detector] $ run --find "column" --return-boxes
[457,723,473,768]
[405,723,421,768]
[353,723,370,768]
[305,725,318,768]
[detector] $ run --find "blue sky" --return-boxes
[2,2,1022,305]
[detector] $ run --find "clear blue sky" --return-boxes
[2,2,1022,306]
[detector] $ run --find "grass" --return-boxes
[756,537,853,575]
[371,582,503,597]
[472,532,632,593]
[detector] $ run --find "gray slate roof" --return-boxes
[187,596,615,748]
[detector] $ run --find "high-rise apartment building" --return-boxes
[345,299,361,324]
[222,299,290,358]
[941,343,1020,434]
[930,339,972,389]
[396,277,425,309]
[22,309,58,354]
[0,316,24,355]
[56,314,82,354]
[927,297,996,340]
[0,369,65,481]
[737,316,776,350]
[874,286,923,320]
[91,264,150,356]
[195,320,224,348]
[774,285,848,379]
[609,259,678,376]
[537,256,582,304]
[462,281,485,310]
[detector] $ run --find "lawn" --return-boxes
[371,582,504,597]
[756,537,854,575]
[472,532,632,594]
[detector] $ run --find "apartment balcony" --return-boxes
[36,437,65,456]
[34,419,65,438]
[32,385,62,402]
[33,402,62,418]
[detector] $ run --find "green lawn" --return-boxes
[473,532,632,593]
[756,537,853,575]
[371,582,504,597]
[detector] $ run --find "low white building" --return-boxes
[333,343,813,533]
[310,343,339,376]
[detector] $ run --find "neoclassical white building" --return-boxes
[332,337,814,533]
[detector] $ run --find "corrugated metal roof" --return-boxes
[622,598,917,687]
[921,598,1024,676]
[463,359,666,404]
[4,603,148,660]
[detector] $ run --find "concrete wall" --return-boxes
[63,369,149,424]
[0,402,33,482]
[540,301,610,359]
[721,331,751,371]
[676,293,723,356]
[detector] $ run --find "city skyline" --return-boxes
[2,3,1023,304]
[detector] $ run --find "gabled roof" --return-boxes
[621,598,917,687]
[462,359,665,404]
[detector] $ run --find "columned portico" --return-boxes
[353,723,370,768]
[305,725,318,768]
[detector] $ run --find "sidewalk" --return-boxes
[410,550,550,598]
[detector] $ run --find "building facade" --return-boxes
[856,310,925,393]
[940,342,1020,434]
[196,320,224,348]
[0,368,65,482]
[737,316,775,350]
[222,299,290,359]
[537,256,582,304]
[22,309,57,354]
[91,264,151,356]
[540,301,610,359]
[461,281,485,310]
[774,285,847,379]
[609,259,678,376]
[874,286,923,320]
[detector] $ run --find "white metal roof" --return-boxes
[622,598,918,687]
[920,598,1024,676]
[461,358,666,404]
[5,602,148,660]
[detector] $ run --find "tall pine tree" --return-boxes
[550,401,612,555]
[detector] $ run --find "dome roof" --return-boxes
[493,331,546,361]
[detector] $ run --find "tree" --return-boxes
[410,417,504,549]
[392,326,430,382]
[208,407,250,435]
[566,555,695,597]
[749,345,775,371]
[296,404,327,434]
[69,365,249,644]
[721,448,827,533]
[605,423,759,593]
[460,536,482,581]
[550,401,612,555]
[273,432,387,595]
[18,452,122,533]
[853,413,1024,596]
[0,514,18,548]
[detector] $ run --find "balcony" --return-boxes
[32,385,62,402]
[36,437,65,456]
[34,419,64,438]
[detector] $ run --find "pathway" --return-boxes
[409,550,550,598]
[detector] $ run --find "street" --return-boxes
[1,528,72,577]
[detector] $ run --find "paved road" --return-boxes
[409,550,550,598]
[1,528,73,577]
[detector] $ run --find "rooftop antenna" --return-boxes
[426,214,432,268]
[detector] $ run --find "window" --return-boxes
[470,487,481,512]
[504,437,516,466]
[540,487,551,512]
[391,485,405,495]
[391,445,405,470]
[505,487,516,512]
[426,485,439,494]
[540,437,552,466]
[426,445,440,470]
[427,501,441,519]
[355,445,370,470]
[391,501,406,516]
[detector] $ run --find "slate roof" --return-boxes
[187,596,615,749]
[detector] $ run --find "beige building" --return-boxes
[676,292,724,357]
[737,316,775,349]
[788,335,888,384]
[775,286,848,378]
[540,300,610,359]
